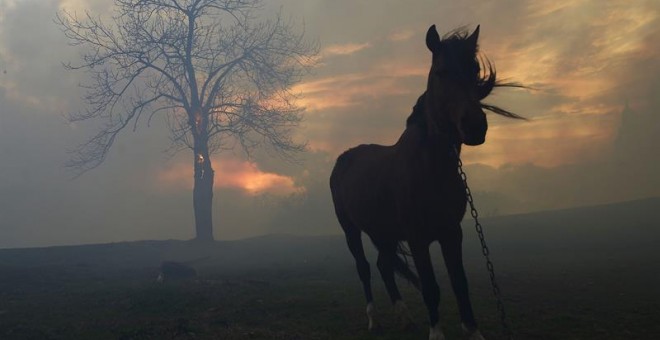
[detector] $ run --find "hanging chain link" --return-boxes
[454,147,513,340]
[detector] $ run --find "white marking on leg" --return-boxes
[366,302,376,331]
[429,324,445,340]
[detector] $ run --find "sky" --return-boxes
[0,0,658,248]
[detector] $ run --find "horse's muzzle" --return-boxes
[463,135,486,146]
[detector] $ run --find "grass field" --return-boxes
[1,198,659,339]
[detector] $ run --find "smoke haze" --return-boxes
[0,0,658,247]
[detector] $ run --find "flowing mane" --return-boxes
[405,93,428,128]
[406,28,524,129]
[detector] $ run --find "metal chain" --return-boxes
[454,147,513,340]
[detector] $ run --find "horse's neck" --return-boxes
[396,124,458,167]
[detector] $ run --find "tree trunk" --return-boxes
[192,136,215,242]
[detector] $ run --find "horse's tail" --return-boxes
[394,242,420,291]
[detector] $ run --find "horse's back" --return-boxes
[330,143,395,196]
[330,127,422,195]
[330,128,467,240]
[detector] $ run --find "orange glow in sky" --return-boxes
[157,159,303,196]
[291,0,658,169]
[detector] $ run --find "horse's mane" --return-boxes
[406,93,427,128]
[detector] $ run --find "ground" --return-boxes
[1,198,659,339]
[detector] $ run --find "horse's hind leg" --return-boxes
[440,227,484,340]
[375,240,415,329]
[376,241,402,303]
[343,227,377,331]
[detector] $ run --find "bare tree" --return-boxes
[56,0,317,241]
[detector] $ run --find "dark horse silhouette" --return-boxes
[330,25,522,340]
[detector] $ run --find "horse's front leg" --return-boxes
[440,226,485,340]
[410,240,444,340]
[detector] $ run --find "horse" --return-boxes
[329,25,522,340]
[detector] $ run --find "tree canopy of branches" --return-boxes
[57,0,318,241]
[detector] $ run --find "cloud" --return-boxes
[299,0,659,168]
[293,61,427,113]
[0,0,82,111]
[58,0,113,15]
[157,158,304,196]
[292,64,425,155]
[322,42,372,57]
[480,1,658,167]
[388,29,415,42]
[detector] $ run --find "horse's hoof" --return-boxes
[366,303,381,333]
[461,323,486,340]
[403,321,417,331]
[393,300,416,330]
[429,325,445,340]
[369,323,384,334]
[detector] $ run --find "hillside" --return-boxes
[1,197,658,268]
[0,198,659,339]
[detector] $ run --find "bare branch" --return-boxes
[66,93,166,175]
[59,0,318,174]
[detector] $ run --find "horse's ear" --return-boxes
[426,25,441,53]
[466,25,480,51]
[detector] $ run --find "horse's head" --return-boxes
[423,25,499,146]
